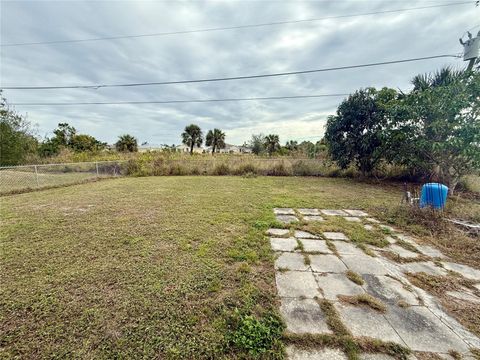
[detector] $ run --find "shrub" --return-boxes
[233,163,258,176]
[213,163,230,175]
[229,311,284,357]
[168,163,187,175]
[125,159,140,175]
[292,160,316,176]
[265,162,291,176]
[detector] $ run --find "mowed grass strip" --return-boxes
[0,176,434,358]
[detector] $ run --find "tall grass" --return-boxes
[120,156,351,178]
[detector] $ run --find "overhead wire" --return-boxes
[2,54,460,90]
[0,1,474,47]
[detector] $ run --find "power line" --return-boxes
[10,94,349,106]
[2,54,460,91]
[0,1,474,47]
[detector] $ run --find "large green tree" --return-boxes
[181,124,203,154]
[71,134,107,152]
[205,128,226,155]
[0,93,38,165]
[249,134,265,155]
[264,134,280,156]
[325,87,397,174]
[386,68,480,192]
[115,134,138,152]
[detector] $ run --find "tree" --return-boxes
[115,134,138,152]
[181,124,203,154]
[386,68,480,192]
[285,140,298,151]
[249,134,265,155]
[0,92,38,165]
[205,128,226,155]
[324,87,397,174]
[53,123,76,147]
[264,134,280,156]
[70,134,106,152]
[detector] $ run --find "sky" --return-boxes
[1,0,479,147]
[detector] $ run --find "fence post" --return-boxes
[34,165,39,187]
[95,162,99,177]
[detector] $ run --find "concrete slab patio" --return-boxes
[267,208,479,358]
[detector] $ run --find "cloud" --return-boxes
[1,1,478,146]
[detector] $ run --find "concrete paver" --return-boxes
[385,305,470,352]
[362,274,421,305]
[298,208,320,215]
[335,302,405,344]
[294,230,319,239]
[270,237,298,252]
[276,215,299,224]
[323,232,348,241]
[275,252,309,271]
[321,209,349,216]
[334,241,365,256]
[342,254,388,275]
[442,262,480,281]
[266,228,290,236]
[400,261,447,276]
[286,346,347,360]
[310,254,347,273]
[344,209,369,217]
[303,215,324,222]
[385,244,420,259]
[274,208,295,215]
[446,290,480,304]
[343,216,362,222]
[280,298,331,334]
[301,239,331,253]
[275,271,320,298]
[315,273,364,300]
[416,244,445,258]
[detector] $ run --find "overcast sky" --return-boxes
[1,0,478,146]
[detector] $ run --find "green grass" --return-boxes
[0,175,469,358]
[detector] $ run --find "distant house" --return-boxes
[175,144,205,154]
[206,144,253,154]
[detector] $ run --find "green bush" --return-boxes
[229,311,284,357]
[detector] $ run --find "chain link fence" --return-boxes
[0,161,125,194]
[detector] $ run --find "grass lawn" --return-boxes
[1,176,478,359]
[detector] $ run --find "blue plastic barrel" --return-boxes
[419,183,448,209]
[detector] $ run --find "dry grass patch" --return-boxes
[337,294,387,313]
[380,205,480,269]
[346,270,365,286]
[407,272,480,337]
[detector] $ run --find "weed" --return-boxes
[337,294,387,313]
[326,240,339,256]
[294,239,305,252]
[228,310,285,357]
[303,254,311,266]
[346,270,364,285]
[395,239,419,253]
[317,298,351,336]
[357,243,376,257]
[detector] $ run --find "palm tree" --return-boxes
[115,134,138,152]
[264,134,280,156]
[205,128,226,155]
[411,67,463,91]
[181,124,203,154]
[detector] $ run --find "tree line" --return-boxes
[324,67,480,192]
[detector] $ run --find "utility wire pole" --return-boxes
[460,30,480,70]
